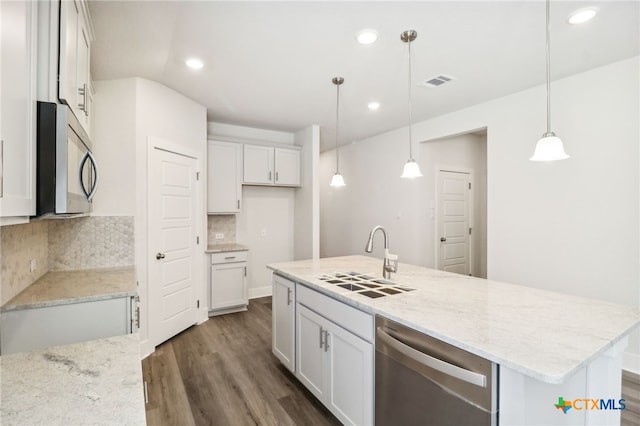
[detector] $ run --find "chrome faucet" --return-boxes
[364,225,398,279]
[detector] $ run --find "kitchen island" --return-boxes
[268,255,639,426]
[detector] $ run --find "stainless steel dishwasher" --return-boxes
[375,316,499,425]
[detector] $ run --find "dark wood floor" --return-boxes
[143,296,640,426]
[142,297,340,426]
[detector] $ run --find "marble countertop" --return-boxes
[2,267,137,312]
[205,243,249,253]
[268,255,640,384]
[0,333,146,426]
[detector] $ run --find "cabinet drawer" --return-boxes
[210,251,248,264]
[297,284,373,342]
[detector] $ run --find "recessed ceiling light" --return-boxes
[356,29,378,45]
[185,58,204,70]
[567,7,598,25]
[367,101,380,111]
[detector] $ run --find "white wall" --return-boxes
[92,79,136,216]
[294,125,320,261]
[94,78,207,358]
[320,57,640,372]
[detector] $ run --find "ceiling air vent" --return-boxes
[421,74,456,88]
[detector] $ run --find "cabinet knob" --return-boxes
[156,253,166,260]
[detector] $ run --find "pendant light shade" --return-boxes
[531,0,569,162]
[400,30,423,178]
[329,77,346,187]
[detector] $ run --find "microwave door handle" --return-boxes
[78,151,91,199]
[86,150,99,201]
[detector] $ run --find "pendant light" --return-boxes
[330,77,346,187]
[400,30,423,178]
[530,0,569,161]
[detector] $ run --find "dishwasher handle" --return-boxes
[377,327,487,388]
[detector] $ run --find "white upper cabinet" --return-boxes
[0,0,37,224]
[243,144,301,187]
[58,0,93,132]
[207,141,242,214]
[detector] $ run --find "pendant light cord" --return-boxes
[546,0,551,135]
[407,38,414,161]
[335,81,340,173]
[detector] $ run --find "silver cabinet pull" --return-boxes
[156,253,165,260]
[286,288,292,305]
[244,266,247,277]
[275,171,279,182]
[268,171,272,181]
[376,327,487,387]
[324,330,330,352]
[237,199,240,209]
[224,256,236,260]
[86,150,99,201]
[319,326,324,348]
[78,83,87,112]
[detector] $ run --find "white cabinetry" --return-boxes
[295,285,373,426]
[0,296,135,355]
[209,251,248,315]
[207,141,242,214]
[58,0,93,132]
[272,274,296,372]
[243,144,300,187]
[0,0,37,224]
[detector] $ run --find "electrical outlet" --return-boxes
[29,258,37,273]
[215,233,224,240]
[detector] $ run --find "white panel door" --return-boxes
[296,304,327,402]
[207,141,242,213]
[274,148,300,186]
[327,321,373,426]
[149,147,198,347]
[437,170,471,275]
[272,275,295,372]
[243,144,273,184]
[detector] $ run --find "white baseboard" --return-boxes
[623,350,640,375]
[249,285,272,299]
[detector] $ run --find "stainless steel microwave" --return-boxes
[34,102,99,218]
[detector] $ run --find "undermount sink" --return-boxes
[316,271,415,299]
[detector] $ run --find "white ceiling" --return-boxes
[88,1,639,151]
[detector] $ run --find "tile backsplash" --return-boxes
[0,216,134,305]
[49,216,134,270]
[1,221,49,305]
[208,215,236,244]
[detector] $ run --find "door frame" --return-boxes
[146,136,205,349]
[435,165,474,276]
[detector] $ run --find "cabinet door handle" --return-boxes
[268,171,272,181]
[244,266,247,276]
[319,327,324,348]
[324,330,330,352]
[275,171,279,182]
[224,256,236,260]
[78,83,86,112]
[286,288,292,305]
[237,199,240,209]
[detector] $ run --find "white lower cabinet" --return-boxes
[272,274,295,372]
[0,296,134,355]
[294,286,374,426]
[209,251,248,315]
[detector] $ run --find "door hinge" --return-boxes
[197,300,200,309]
[469,227,473,235]
[468,182,471,190]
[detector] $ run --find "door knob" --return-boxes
[156,253,166,260]
[440,237,447,242]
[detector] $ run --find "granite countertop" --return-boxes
[0,333,146,426]
[2,267,137,312]
[205,243,249,253]
[267,255,640,384]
